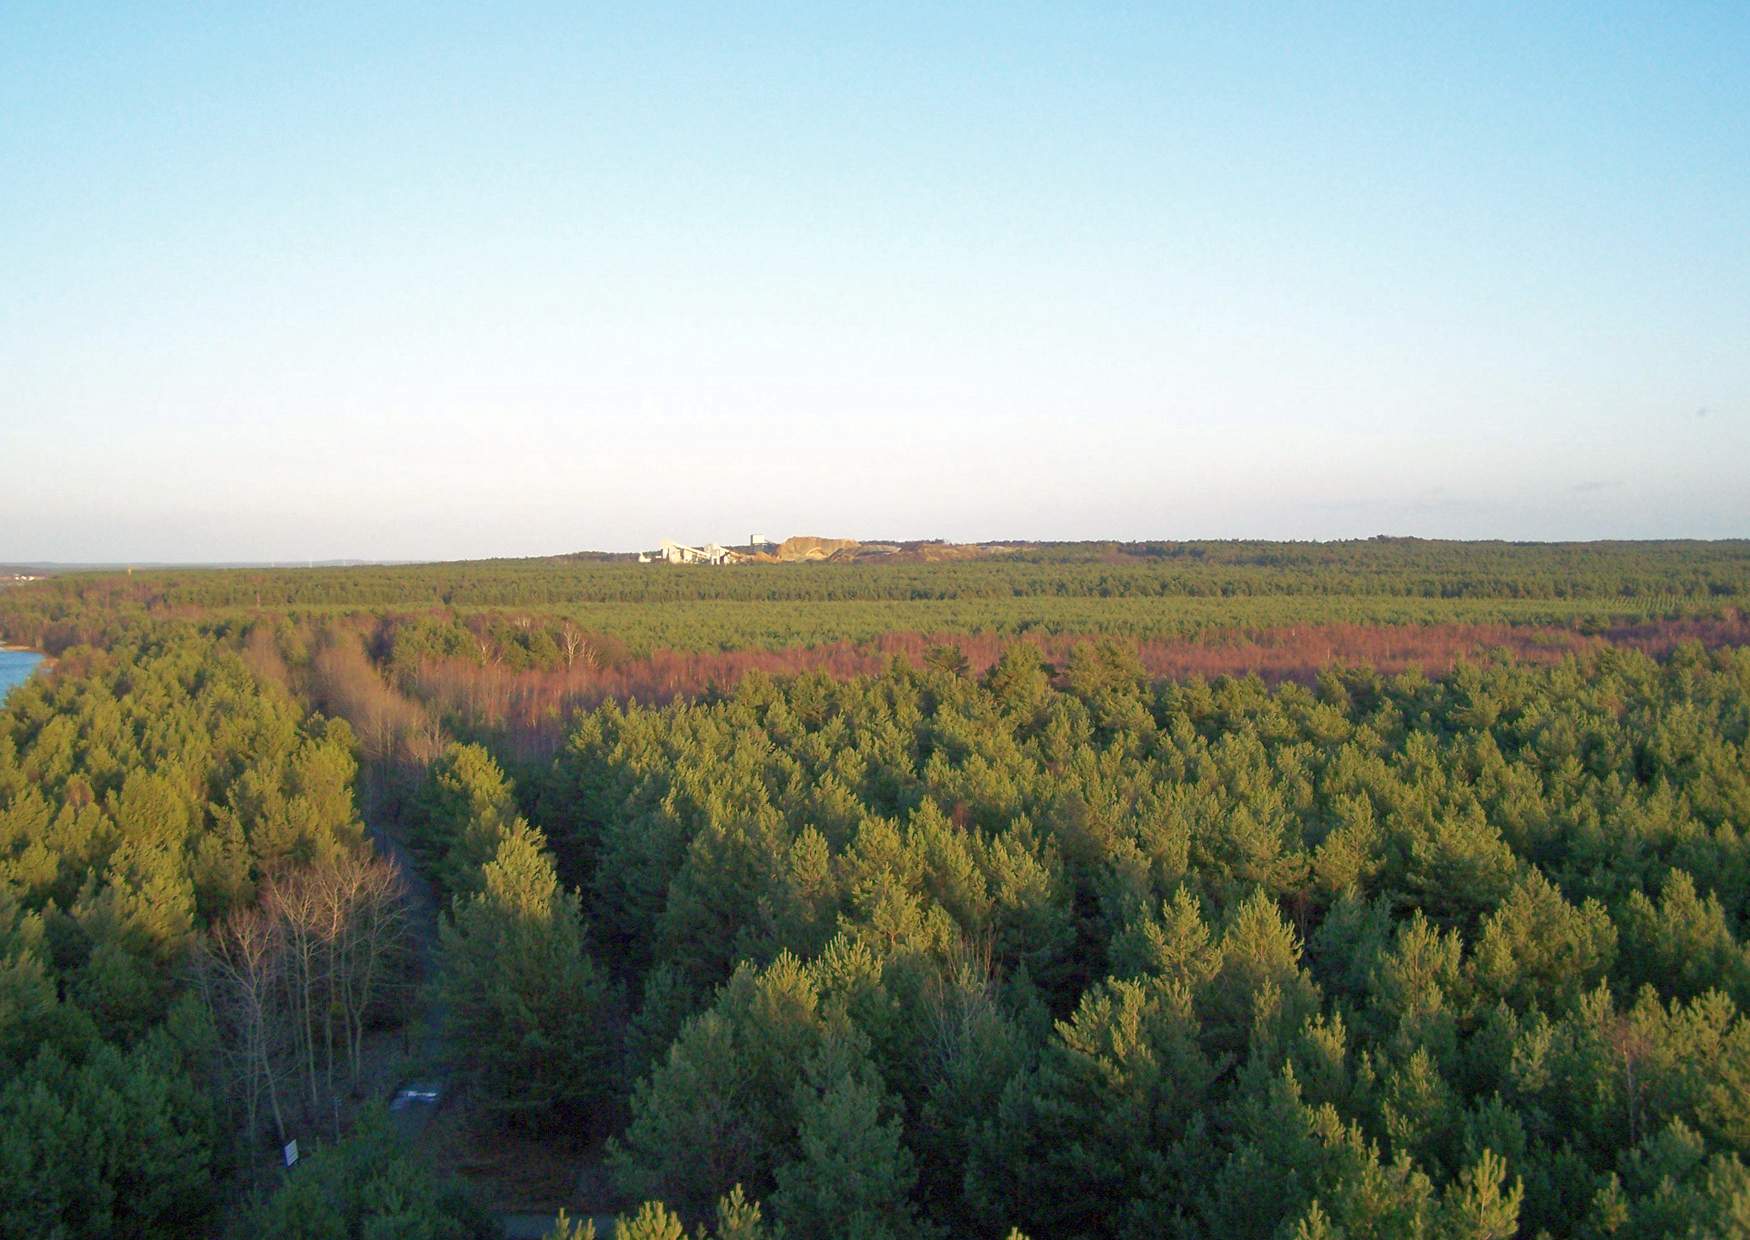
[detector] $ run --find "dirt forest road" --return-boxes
[364,822,446,1128]
[367,821,616,1239]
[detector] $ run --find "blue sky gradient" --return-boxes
[3,3,1746,559]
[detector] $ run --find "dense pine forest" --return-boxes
[2,540,1748,1237]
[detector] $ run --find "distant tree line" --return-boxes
[4,538,1748,622]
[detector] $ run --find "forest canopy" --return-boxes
[1,544,1748,1237]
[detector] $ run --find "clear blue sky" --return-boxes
[3,3,1746,560]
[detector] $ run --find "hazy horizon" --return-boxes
[10,532,1750,576]
[5,4,1747,561]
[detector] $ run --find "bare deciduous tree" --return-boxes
[318,853,412,1091]
[559,622,596,672]
[194,905,292,1147]
[202,849,412,1147]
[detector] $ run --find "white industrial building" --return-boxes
[640,540,741,565]
[637,535,780,565]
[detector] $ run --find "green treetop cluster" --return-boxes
[0,628,407,1236]
[410,639,1750,1237]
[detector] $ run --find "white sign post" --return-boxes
[283,1140,299,1168]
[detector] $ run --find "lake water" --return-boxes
[0,649,45,704]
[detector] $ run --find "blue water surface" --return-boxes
[0,649,45,704]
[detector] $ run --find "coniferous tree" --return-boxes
[437,821,617,1129]
[416,741,522,894]
[773,1030,930,1240]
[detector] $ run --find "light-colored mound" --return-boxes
[777,536,863,561]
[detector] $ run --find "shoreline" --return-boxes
[0,645,52,669]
